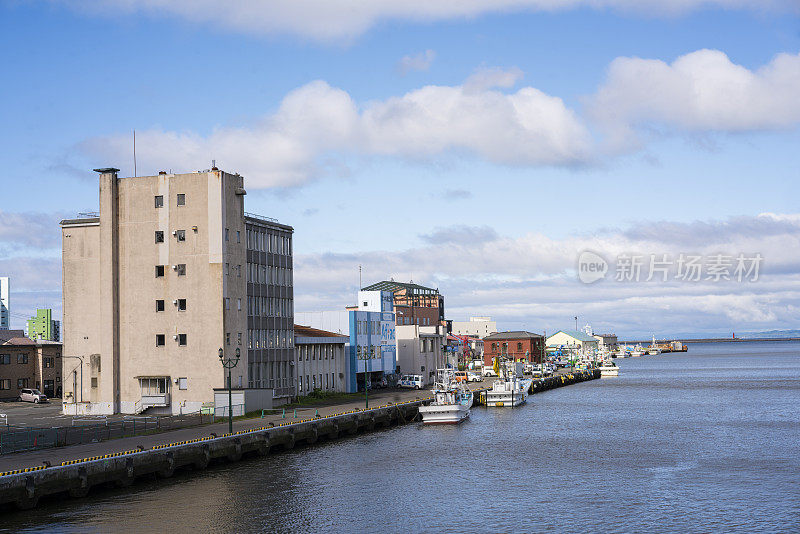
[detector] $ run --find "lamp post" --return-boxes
[63,356,84,404]
[218,347,240,434]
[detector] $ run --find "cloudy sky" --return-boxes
[1,1,798,337]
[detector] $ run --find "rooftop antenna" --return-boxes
[133,129,136,177]
[359,265,362,289]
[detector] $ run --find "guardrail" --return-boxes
[261,408,320,419]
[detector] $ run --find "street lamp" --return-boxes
[218,347,240,434]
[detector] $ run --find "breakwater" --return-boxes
[0,370,599,511]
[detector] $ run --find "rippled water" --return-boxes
[4,341,800,533]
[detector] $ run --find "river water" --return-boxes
[4,341,800,533]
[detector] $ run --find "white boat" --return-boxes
[485,364,531,407]
[598,361,619,377]
[647,336,662,355]
[418,369,474,424]
[630,344,644,357]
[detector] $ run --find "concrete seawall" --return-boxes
[0,400,424,510]
[0,369,600,510]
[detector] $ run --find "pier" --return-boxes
[0,369,599,510]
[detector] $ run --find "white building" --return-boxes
[294,325,348,395]
[450,316,497,339]
[593,333,618,351]
[0,277,9,329]
[546,330,599,352]
[396,325,446,386]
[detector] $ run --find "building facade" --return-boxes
[593,333,618,351]
[546,330,599,352]
[245,214,295,404]
[0,330,62,399]
[396,325,446,386]
[450,316,497,339]
[0,277,9,330]
[360,280,444,327]
[295,291,396,392]
[294,325,348,395]
[61,167,288,415]
[482,331,546,367]
[26,308,61,342]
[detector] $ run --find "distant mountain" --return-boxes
[738,329,800,339]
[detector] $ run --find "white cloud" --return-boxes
[590,49,800,149]
[293,214,800,336]
[398,50,436,75]
[80,75,591,187]
[55,1,795,41]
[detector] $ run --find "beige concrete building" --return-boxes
[396,325,446,386]
[293,325,348,395]
[61,167,293,415]
[450,316,497,339]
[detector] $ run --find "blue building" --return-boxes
[295,290,396,393]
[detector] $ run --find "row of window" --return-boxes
[247,361,292,389]
[248,329,293,350]
[0,379,29,390]
[356,320,381,336]
[155,264,186,277]
[489,342,531,352]
[356,345,380,359]
[420,338,437,353]
[43,357,55,368]
[225,332,243,346]
[398,317,433,325]
[0,354,28,364]
[248,296,292,318]
[154,194,185,208]
[155,334,187,346]
[247,228,291,256]
[247,262,293,287]
[156,299,187,312]
[298,373,335,393]
[297,344,336,361]
[155,229,192,243]
[224,228,241,243]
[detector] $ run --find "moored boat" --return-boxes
[485,363,531,407]
[419,369,474,424]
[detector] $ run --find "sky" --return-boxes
[1,0,799,337]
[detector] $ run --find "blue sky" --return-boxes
[1,1,799,337]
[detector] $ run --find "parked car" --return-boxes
[454,371,468,383]
[398,375,424,389]
[482,367,498,377]
[19,388,47,403]
[467,371,482,382]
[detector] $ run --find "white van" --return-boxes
[19,388,47,403]
[397,375,424,389]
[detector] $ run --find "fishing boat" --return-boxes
[630,344,645,357]
[598,361,619,377]
[418,369,474,424]
[484,362,531,407]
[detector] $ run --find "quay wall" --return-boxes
[0,370,600,511]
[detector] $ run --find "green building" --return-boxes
[26,309,60,342]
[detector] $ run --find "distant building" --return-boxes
[26,309,61,342]
[61,167,292,415]
[450,316,497,339]
[593,333,618,351]
[483,331,545,367]
[296,290,396,392]
[294,325,348,395]
[396,325,445,386]
[0,330,62,399]
[546,330,599,352]
[360,280,444,327]
[0,277,9,330]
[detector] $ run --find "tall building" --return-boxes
[0,277,9,329]
[360,280,444,326]
[61,167,292,415]
[26,309,61,341]
[450,316,497,339]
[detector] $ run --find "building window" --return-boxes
[176,264,186,276]
[155,231,164,243]
[18,378,29,389]
[178,334,187,346]
[226,332,231,345]
[225,228,229,241]
[178,377,188,390]
[0,354,9,365]
[91,377,98,388]
[156,334,165,346]
[155,195,164,208]
[237,298,241,311]
[176,230,186,242]
[225,297,230,310]
[155,265,165,277]
[237,230,241,243]
[237,264,241,277]
[237,333,242,345]
[331,373,335,389]
[17,354,28,364]
[0,379,9,390]
[298,375,302,392]
[177,299,186,311]
[517,342,523,351]
[156,299,165,312]
[226,263,229,275]
[177,193,186,206]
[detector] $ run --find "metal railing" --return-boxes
[244,212,279,224]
